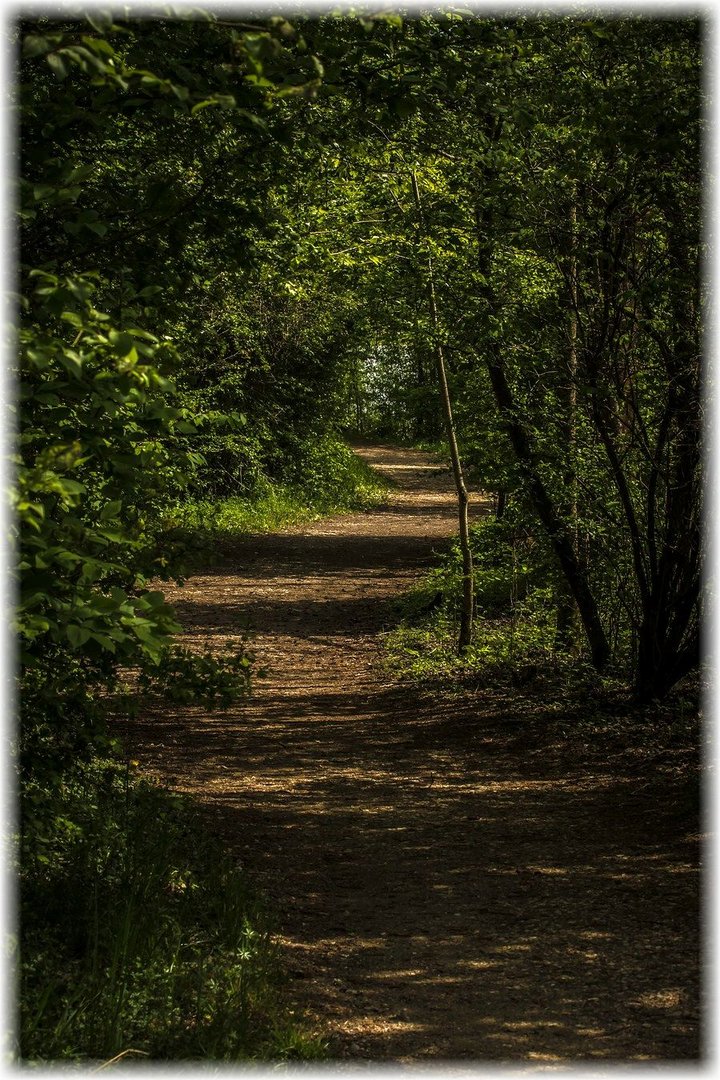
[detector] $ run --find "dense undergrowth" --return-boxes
[19,757,326,1064]
[384,512,700,703]
[384,516,572,683]
[167,437,388,545]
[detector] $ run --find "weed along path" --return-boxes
[123,444,700,1063]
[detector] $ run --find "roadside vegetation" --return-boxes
[169,438,388,544]
[383,515,700,786]
[384,517,565,683]
[20,757,326,1063]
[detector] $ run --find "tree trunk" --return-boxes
[555,196,579,649]
[472,154,610,671]
[411,171,474,654]
[480,347,611,672]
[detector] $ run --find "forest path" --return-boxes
[124,443,699,1063]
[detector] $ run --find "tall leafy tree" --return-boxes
[299,12,702,697]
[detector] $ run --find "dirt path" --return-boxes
[123,444,700,1063]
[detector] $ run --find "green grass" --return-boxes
[174,481,339,537]
[409,437,450,457]
[382,517,568,686]
[383,588,563,686]
[19,757,327,1064]
[168,440,388,542]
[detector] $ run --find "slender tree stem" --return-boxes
[411,170,474,654]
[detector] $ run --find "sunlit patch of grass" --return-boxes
[382,588,563,687]
[382,515,574,687]
[166,444,388,544]
[175,483,327,536]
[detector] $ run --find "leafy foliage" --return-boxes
[168,437,388,543]
[316,14,702,699]
[14,12,353,1063]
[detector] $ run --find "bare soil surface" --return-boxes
[121,444,701,1063]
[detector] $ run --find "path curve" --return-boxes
[124,444,699,1062]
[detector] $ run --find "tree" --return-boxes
[15,11,331,776]
[300,12,702,696]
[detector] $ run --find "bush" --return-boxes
[282,435,387,512]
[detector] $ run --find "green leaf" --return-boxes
[58,354,83,379]
[46,53,69,80]
[100,500,122,520]
[126,328,158,341]
[190,99,219,115]
[66,624,91,649]
[23,35,53,58]
[95,527,134,544]
[90,633,116,653]
[109,330,135,357]
[143,591,167,608]
[81,35,116,58]
[56,478,85,497]
[32,184,57,201]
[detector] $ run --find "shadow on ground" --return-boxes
[119,443,701,1062]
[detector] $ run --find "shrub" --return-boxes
[168,437,388,542]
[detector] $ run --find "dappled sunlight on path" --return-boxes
[120,443,700,1062]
